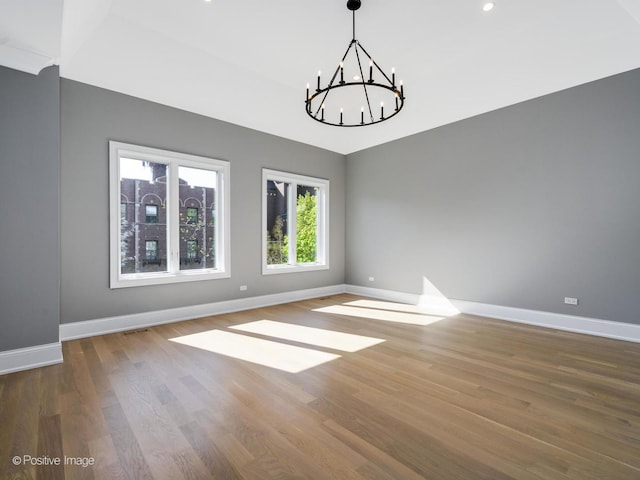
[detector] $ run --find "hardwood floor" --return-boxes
[1,294,640,479]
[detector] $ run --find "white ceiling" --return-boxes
[2,0,640,154]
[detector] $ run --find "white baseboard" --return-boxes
[452,299,640,343]
[346,284,423,306]
[0,342,63,376]
[8,284,635,376]
[60,284,347,341]
[345,284,640,343]
[58,282,640,345]
[345,284,461,316]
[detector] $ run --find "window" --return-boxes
[145,204,158,223]
[186,207,198,225]
[144,240,159,264]
[186,240,198,262]
[110,141,230,288]
[262,169,329,274]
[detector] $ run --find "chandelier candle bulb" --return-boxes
[306,83,310,101]
[400,80,404,98]
[368,61,373,83]
[395,94,399,111]
[392,68,396,87]
[321,104,325,121]
[340,63,345,84]
[361,107,364,125]
[317,71,321,92]
[380,101,384,120]
[340,108,344,125]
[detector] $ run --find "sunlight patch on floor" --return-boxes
[229,320,385,352]
[313,304,446,326]
[169,330,340,373]
[344,298,457,317]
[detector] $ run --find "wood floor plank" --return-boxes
[6,370,42,480]
[87,435,126,480]
[107,363,210,480]
[179,420,243,479]
[36,415,65,480]
[0,371,23,479]
[1,293,640,479]
[101,402,154,480]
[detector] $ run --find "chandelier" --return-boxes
[305,0,405,127]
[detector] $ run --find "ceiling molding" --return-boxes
[0,0,63,75]
[0,42,57,75]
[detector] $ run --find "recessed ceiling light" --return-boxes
[483,2,495,12]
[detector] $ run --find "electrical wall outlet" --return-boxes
[564,297,578,305]
[368,276,375,282]
[240,285,248,291]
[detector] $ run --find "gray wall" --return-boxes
[346,68,640,325]
[0,66,60,350]
[3,64,637,350]
[60,80,345,324]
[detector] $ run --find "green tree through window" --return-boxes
[296,190,317,263]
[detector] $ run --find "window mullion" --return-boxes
[319,188,326,264]
[289,181,297,265]
[315,189,322,265]
[168,162,180,273]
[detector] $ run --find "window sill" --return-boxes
[262,263,329,276]
[110,269,230,288]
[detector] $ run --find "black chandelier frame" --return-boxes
[305,0,405,127]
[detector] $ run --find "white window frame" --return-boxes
[262,168,329,275]
[109,141,230,288]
